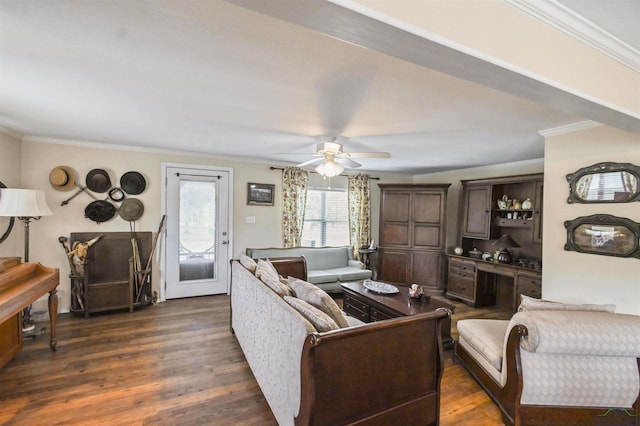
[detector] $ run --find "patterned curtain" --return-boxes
[282,167,309,248]
[348,174,371,260]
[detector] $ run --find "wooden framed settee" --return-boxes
[231,257,451,425]
[455,297,640,426]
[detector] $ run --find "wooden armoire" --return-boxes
[377,184,450,294]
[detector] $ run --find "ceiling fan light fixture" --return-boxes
[315,158,344,177]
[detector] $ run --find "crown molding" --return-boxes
[506,0,640,72]
[539,120,601,137]
[0,126,24,140]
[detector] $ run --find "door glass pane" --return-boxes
[179,180,216,281]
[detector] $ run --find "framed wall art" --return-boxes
[564,214,640,259]
[247,183,275,206]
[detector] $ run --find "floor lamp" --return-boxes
[0,188,53,331]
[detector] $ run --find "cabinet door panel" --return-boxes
[413,193,442,223]
[462,185,491,239]
[382,192,410,222]
[414,225,441,248]
[411,251,442,289]
[378,250,409,284]
[382,223,409,246]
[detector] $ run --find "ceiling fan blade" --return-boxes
[295,158,324,167]
[346,152,390,158]
[335,157,361,168]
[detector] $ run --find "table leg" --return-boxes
[48,289,58,351]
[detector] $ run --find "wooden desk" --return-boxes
[0,260,59,368]
[446,255,541,310]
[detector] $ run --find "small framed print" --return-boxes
[247,183,275,206]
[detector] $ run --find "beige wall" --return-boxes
[6,131,639,316]
[0,131,22,258]
[351,0,639,115]
[543,125,640,315]
[18,139,285,313]
[8,137,409,314]
[413,159,544,252]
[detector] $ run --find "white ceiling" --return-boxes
[0,0,637,175]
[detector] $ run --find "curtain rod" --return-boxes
[269,166,380,180]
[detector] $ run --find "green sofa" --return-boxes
[246,246,372,293]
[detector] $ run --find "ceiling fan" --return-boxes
[293,138,390,177]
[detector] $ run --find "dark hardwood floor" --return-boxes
[0,295,510,425]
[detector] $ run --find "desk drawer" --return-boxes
[516,274,542,298]
[447,275,474,300]
[449,259,476,276]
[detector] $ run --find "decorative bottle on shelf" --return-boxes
[522,198,532,210]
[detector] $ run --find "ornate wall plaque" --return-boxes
[564,214,640,259]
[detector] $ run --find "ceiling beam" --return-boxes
[226,0,639,133]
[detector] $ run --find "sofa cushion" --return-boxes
[457,319,510,372]
[306,270,340,284]
[300,246,350,270]
[328,266,372,282]
[518,295,616,313]
[279,276,293,292]
[288,277,349,328]
[239,253,257,273]
[315,282,344,294]
[284,296,339,332]
[260,274,292,297]
[344,313,365,327]
[255,259,279,282]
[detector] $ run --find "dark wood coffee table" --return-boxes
[341,281,456,349]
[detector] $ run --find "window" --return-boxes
[301,188,349,247]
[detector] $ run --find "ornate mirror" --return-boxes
[564,214,640,259]
[566,162,640,203]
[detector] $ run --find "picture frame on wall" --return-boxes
[247,183,275,206]
[564,214,640,259]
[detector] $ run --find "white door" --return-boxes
[164,165,232,299]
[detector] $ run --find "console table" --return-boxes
[342,281,456,349]
[0,259,59,368]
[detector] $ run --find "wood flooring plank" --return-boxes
[0,295,506,425]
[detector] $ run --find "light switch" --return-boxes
[246,216,256,224]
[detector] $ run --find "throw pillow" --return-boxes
[255,259,279,281]
[239,254,257,273]
[518,294,616,313]
[288,277,349,328]
[260,274,292,297]
[284,296,339,332]
[279,276,293,293]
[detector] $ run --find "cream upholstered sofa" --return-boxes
[455,296,640,426]
[231,257,450,426]
[246,246,372,293]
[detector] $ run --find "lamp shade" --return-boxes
[315,158,345,177]
[0,188,53,217]
[491,234,520,249]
